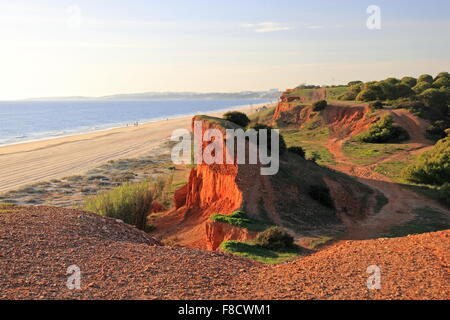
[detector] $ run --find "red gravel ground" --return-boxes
[0,206,448,300]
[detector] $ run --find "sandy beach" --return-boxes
[0,103,271,193]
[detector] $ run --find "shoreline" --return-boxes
[0,100,275,148]
[0,102,275,193]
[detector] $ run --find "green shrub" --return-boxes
[426,120,449,141]
[438,183,450,206]
[435,72,450,80]
[391,98,426,116]
[288,146,306,158]
[418,74,434,84]
[339,83,363,100]
[211,210,273,232]
[433,77,450,89]
[308,185,334,209]
[211,210,249,227]
[356,88,378,101]
[420,88,450,114]
[223,111,250,127]
[356,115,410,143]
[413,81,432,94]
[83,179,169,230]
[348,81,363,86]
[254,226,294,250]
[401,76,417,88]
[369,100,384,110]
[401,137,450,185]
[394,83,415,98]
[312,100,328,111]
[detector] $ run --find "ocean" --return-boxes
[0,99,272,146]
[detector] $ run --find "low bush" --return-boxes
[308,185,334,209]
[413,81,432,94]
[223,111,250,128]
[356,88,378,101]
[369,100,384,110]
[418,74,434,84]
[419,88,449,115]
[254,226,294,250]
[312,100,328,111]
[288,146,306,158]
[401,137,450,185]
[83,177,171,230]
[401,76,417,88]
[426,120,449,141]
[356,115,410,143]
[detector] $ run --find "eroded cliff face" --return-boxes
[166,115,289,250]
[176,116,244,220]
[205,221,258,251]
[273,88,327,126]
[184,164,242,219]
[157,112,374,250]
[273,103,313,127]
[323,105,373,139]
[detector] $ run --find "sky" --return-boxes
[0,0,449,100]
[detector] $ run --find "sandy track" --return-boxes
[0,105,263,193]
[322,104,450,237]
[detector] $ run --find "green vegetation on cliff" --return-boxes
[355,115,410,143]
[210,210,273,232]
[335,72,450,138]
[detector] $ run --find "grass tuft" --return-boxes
[210,210,273,232]
[220,240,302,264]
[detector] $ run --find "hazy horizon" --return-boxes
[1,0,449,100]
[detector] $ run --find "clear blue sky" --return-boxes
[0,0,449,99]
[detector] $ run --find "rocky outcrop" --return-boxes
[205,221,258,251]
[273,103,313,127]
[174,184,188,209]
[183,164,242,219]
[174,116,244,219]
[323,104,373,139]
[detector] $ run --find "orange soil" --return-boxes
[1,207,448,300]
[321,102,450,238]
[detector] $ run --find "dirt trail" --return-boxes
[321,103,449,238]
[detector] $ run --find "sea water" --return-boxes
[0,99,272,146]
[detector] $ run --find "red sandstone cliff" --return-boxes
[155,112,374,250]
[205,221,258,250]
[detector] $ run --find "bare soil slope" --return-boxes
[272,90,449,238]
[1,206,448,300]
